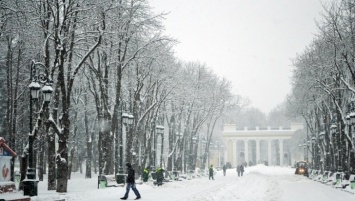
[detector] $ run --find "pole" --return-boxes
[24,62,38,196]
[337,127,342,172]
[117,104,125,184]
[153,127,156,170]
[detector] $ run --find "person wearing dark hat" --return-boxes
[121,163,141,200]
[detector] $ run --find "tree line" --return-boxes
[287,0,355,174]
[0,0,246,193]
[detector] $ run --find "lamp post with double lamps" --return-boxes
[319,131,327,170]
[330,123,342,172]
[24,61,53,196]
[311,136,316,168]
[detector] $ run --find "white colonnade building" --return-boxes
[222,123,303,167]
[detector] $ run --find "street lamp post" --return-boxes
[302,139,308,162]
[189,136,197,171]
[155,125,164,168]
[331,123,342,172]
[311,136,316,168]
[24,61,53,196]
[117,111,133,184]
[350,112,355,174]
[319,131,326,171]
[175,132,182,172]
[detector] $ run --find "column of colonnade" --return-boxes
[256,139,260,163]
[279,139,284,166]
[268,139,272,165]
[232,139,237,167]
[244,140,249,165]
[228,138,285,167]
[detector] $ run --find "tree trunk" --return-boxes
[84,95,92,178]
[47,127,56,190]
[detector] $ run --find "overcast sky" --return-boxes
[149,0,326,114]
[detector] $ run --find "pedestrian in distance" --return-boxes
[121,163,141,200]
[223,165,227,176]
[237,165,241,177]
[209,165,214,180]
[240,164,244,177]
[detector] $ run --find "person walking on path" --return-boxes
[223,165,227,176]
[209,165,214,180]
[121,163,141,200]
[240,164,244,177]
[237,165,241,177]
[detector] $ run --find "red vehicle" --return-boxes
[294,161,308,176]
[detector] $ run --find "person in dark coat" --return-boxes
[240,164,244,176]
[237,165,241,177]
[209,165,214,180]
[222,165,227,176]
[121,163,141,200]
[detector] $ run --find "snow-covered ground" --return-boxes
[2,165,355,201]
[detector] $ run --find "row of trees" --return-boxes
[287,0,355,174]
[0,0,248,193]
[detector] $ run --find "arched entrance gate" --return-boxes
[222,123,303,167]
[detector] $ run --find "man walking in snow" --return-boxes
[121,163,141,200]
[223,165,227,176]
[209,165,214,180]
[240,164,244,176]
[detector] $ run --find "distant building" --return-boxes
[221,123,303,167]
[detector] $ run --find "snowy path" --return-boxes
[5,165,355,201]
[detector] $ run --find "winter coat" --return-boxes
[240,165,244,172]
[126,164,135,183]
[143,168,149,182]
[209,166,214,175]
[156,168,165,180]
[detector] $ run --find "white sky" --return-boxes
[4,165,355,201]
[149,0,326,114]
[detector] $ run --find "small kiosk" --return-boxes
[0,137,17,193]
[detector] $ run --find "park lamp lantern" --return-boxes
[156,125,164,135]
[311,136,316,144]
[331,123,337,136]
[350,112,355,125]
[176,132,182,140]
[346,114,351,125]
[127,114,134,125]
[319,131,325,141]
[29,81,41,99]
[122,112,129,124]
[41,84,53,102]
